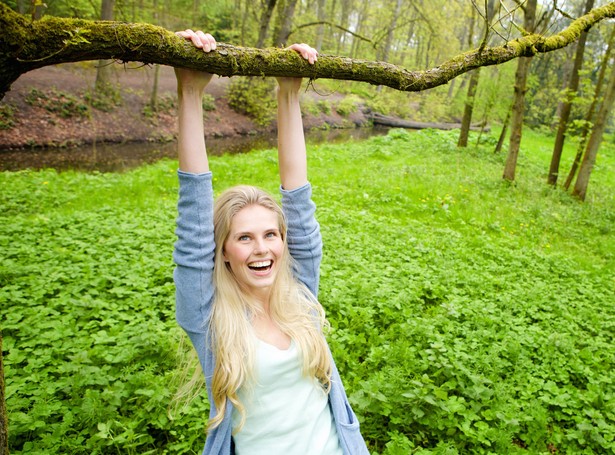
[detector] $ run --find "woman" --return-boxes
[173,30,368,455]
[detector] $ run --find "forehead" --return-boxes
[230,204,279,233]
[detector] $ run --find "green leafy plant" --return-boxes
[25,88,89,118]
[226,76,276,126]
[335,95,361,116]
[84,83,122,112]
[0,102,15,129]
[1,129,614,454]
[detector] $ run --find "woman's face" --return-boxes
[223,204,284,302]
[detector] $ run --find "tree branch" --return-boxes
[1,2,614,100]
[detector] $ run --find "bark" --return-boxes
[458,0,499,148]
[457,69,480,147]
[255,0,277,48]
[1,2,615,100]
[503,55,533,181]
[572,65,615,201]
[381,0,403,63]
[547,0,595,186]
[494,108,511,153]
[273,0,299,47]
[564,26,615,190]
[315,0,326,52]
[503,0,537,182]
[95,0,116,93]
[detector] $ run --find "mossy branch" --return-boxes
[1,2,614,100]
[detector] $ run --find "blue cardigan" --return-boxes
[173,171,369,455]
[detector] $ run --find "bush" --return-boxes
[336,95,361,116]
[83,83,122,112]
[25,88,89,118]
[226,77,276,126]
[0,102,15,129]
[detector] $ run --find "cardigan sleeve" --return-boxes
[173,171,215,365]
[280,182,323,298]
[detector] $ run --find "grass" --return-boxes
[1,127,613,454]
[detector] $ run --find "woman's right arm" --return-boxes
[175,29,216,173]
[173,30,217,360]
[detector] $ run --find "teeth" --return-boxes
[249,260,272,268]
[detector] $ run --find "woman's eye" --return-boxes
[265,232,277,238]
[239,235,250,241]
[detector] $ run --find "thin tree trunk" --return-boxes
[572,65,615,201]
[458,69,480,147]
[274,0,299,47]
[495,108,511,153]
[382,0,403,63]
[256,0,278,48]
[547,0,595,186]
[0,335,7,455]
[564,26,615,190]
[503,0,537,181]
[315,0,326,51]
[95,0,116,93]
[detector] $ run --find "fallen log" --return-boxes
[370,112,490,132]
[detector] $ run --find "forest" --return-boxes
[1,0,614,454]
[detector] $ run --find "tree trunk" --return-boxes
[458,68,480,147]
[494,108,511,153]
[314,0,326,52]
[0,335,7,455]
[457,0,498,148]
[547,0,595,186]
[572,65,615,201]
[95,0,116,94]
[564,26,615,190]
[381,0,403,63]
[256,0,278,48]
[502,0,537,182]
[273,0,299,47]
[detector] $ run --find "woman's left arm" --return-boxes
[276,43,317,191]
[277,44,323,296]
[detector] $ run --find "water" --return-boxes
[0,126,391,172]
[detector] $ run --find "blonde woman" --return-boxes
[173,30,368,455]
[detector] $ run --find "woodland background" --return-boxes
[0,0,614,454]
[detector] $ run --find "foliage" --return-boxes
[335,95,361,117]
[84,83,122,112]
[226,76,276,126]
[1,128,614,454]
[0,102,15,129]
[24,88,89,118]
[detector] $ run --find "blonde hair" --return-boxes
[208,185,332,432]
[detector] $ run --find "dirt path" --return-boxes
[0,63,366,152]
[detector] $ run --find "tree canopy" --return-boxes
[1,2,615,100]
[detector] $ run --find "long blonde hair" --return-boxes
[208,185,332,431]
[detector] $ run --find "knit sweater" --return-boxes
[173,171,369,455]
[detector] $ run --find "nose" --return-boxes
[253,238,267,255]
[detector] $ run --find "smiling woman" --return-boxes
[172,31,369,455]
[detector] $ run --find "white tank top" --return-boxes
[231,338,343,455]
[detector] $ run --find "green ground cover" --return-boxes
[1,128,614,454]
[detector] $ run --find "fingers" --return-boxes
[176,29,217,53]
[286,43,318,65]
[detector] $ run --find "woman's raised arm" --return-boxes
[175,29,217,174]
[276,43,318,190]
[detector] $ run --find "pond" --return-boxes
[0,126,392,172]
